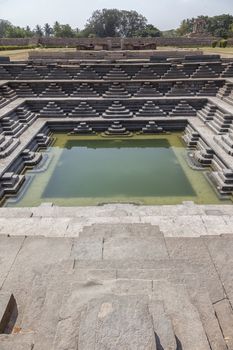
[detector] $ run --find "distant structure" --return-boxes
[187,18,210,38]
[192,18,207,35]
[75,38,157,51]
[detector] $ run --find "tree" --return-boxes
[25,26,33,37]
[85,9,121,37]
[119,10,147,37]
[0,19,12,37]
[34,25,43,37]
[44,23,53,37]
[176,18,194,36]
[207,14,233,38]
[84,9,148,37]
[135,24,161,37]
[53,21,61,37]
[59,24,76,37]
[53,21,76,37]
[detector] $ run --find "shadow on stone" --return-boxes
[0,294,18,334]
[154,332,164,350]
[176,335,183,350]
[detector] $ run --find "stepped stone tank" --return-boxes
[0,49,233,349]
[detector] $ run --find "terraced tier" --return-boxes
[0,60,233,80]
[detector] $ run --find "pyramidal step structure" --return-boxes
[103,121,131,137]
[135,82,163,97]
[104,67,131,80]
[136,101,166,117]
[142,121,164,134]
[70,83,99,97]
[69,122,95,134]
[68,102,99,118]
[39,102,65,117]
[102,101,133,118]
[133,66,160,79]
[103,83,131,98]
[40,83,67,97]
[169,100,197,117]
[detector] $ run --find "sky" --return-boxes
[0,0,233,31]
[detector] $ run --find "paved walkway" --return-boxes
[0,203,232,237]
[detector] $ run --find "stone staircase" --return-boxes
[216,82,233,99]
[182,125,200,147]
[0,115,28,138]
[136,100,166,117]
[70,83,100,97]
[197,81,219,96]
[103,66,131,80]
[39,102,65,117]
[215,123,233,155]
[104,121,131,137]
[103,82,131,99]
[169,100,197,117]
[68,102,99,118]
[70,122,95,134]
[197,102,218,123]
[134,82,163,97]
[15,106,37,126]
[0,135,20,158]
[142,121,164,134]
[39,83,68,97]
[192,64,219,78]
[16,65,42,80]
[0,224,233,349]
[207,110,233,134]
[0,85,17,102]
[15,83,37,97]
[102,101,133,118]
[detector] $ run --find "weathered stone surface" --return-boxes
[1,236,72,325]
[214,299,233,349]
[78,295,156,350]
[189,289,227,350]
[104,235,167,260]
[0,235,25,288]
[0,334,34,350]
[149,299,177,350]
[0,223,232,349]
[153,281,210,350]
[71,238,103,260]
[203,235,233,302]
[165,237,210,260]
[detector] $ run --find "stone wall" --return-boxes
[0,38,38,46]
[0,36,219,48]
[155,37,216,46]
[28,49,204,61]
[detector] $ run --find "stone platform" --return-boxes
[0,218,233,349]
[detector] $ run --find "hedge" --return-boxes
[0,45,37,51]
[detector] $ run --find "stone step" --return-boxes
[0,334,34,350]
[188,289,228,350]
[153,280,211,350]
[0,137,20,159]
[214,299,233,350]
[149,299,177,350]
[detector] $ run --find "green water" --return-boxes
[5,132,232,206]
